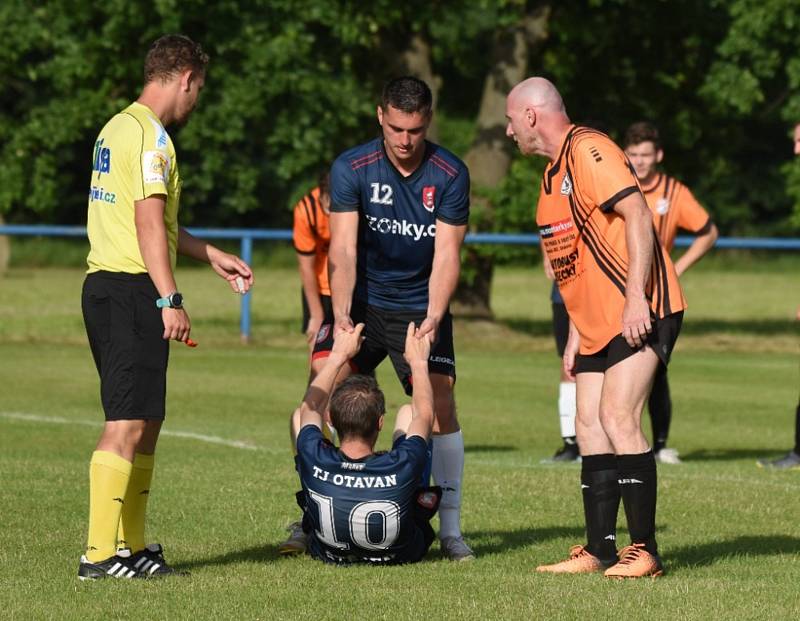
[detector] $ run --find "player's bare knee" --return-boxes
[599,404,636,437]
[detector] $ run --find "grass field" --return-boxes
[1,255,799,620]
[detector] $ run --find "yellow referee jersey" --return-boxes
[86,102,181,274]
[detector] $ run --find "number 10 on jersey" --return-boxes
[308,490,401,551]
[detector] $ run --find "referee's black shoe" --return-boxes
[129,543,188,578]
[78,549,140,581]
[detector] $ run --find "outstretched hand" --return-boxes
[404,322,431,366]
[211,252,254,293]
[331,322,364,360]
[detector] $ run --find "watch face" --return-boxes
[171,293,183,307]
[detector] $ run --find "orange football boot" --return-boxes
[536,545,614,574]
[604,543,664,579]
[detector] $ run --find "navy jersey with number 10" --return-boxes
[330,138,470,311]
[295,425,430,564]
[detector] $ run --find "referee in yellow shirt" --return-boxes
[79,34,254,580]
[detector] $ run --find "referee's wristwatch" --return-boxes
[156,292,183,309]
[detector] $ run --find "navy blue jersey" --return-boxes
[330,138,470,311]
[296,425,429,564]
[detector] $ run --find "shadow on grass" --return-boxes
[681,448,785,462]
[468,525,584,556]
[176,525,584,569]
[498,317,796,337]
[465,444,518,454]
[668,535,800,569]
[176,543,282,571]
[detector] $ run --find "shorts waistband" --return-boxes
[86,270,153,283]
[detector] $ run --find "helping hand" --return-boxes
[404,322,431,366]
[331,322,364,360]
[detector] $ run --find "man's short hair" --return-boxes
[381,77,433,116]
[329,375,385,440]
[144,34,209,85]
[624,121,661,150]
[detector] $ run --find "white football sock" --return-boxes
[558,381,577,439]
[432,430,464,540]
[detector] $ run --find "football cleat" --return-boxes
[757,451,800,470]
[440,536,475,562]
[78,549,140,581]
[278,521,308,556]
[128,543,186,577]
[655,448,682,465]
[604,543,663,579]
[541,441,581,464]
[536,545,614,574]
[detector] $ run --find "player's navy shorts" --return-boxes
[82,271,169,421]
[301,292,333,333]
[312,301,456,396]
[575,311,683,374]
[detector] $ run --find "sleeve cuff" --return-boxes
[690,217,713,236]
[435,214,469,226]
[330,202,359,213]
[599,186,639,213]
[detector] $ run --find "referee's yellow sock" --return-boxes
[117,452,155,554]
[85,450,132,562]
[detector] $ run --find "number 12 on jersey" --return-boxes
[370,183,393,205]
[307,490,400,551]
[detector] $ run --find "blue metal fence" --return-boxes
[2,224,799,341]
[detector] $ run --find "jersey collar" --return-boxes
[380,138,432,184]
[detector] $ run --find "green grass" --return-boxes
[1,261,799,620]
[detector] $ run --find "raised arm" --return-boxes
[403,322,434,441]
[295,324,364,439]
[417,220,466,342]
[613,192,655,348]
[328,210,359,336]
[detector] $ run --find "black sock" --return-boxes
[793,399,800,455]
[648,365,671,452]
[618,451,658,555]
[581,454,620,562]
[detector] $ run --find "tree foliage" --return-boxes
[1,0,799,238]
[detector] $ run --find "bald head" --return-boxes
[508,77,566,115]
[505,77,571,160]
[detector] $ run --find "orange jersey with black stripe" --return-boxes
[536,126,686,354]
[292,186,330,295]
[641,173,712,252]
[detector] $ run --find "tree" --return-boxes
[701,0,800,227]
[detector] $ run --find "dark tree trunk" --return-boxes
[454,6,551,317]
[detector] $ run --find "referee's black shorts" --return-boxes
[82,271,169,421]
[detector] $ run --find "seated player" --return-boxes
[291,323,441,565]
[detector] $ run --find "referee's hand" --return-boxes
[162,307,191,342]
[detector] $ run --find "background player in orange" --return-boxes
[293,170,332,357]
[623,122,718,464]
[506,77,686,579]
[281,170,336,554]
[757,122,800,470]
